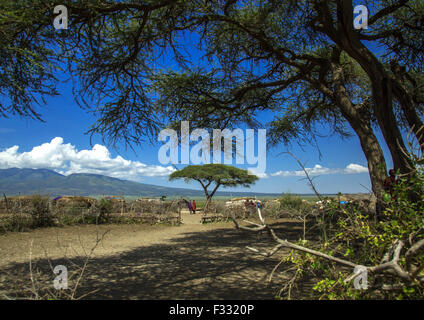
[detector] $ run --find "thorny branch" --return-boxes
[2,228,110,300]
[231,211,424,290]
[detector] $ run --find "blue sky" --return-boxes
[0,77,392,194]
[0,62,393,195]
[0,4,396,195]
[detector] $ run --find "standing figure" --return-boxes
[192,200,197,214]
[383,169,397,200]
[182,198,192,214]
[187,199,193,214]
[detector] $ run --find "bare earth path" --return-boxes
[0,211,310,299]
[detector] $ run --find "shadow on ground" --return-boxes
[0,220,318,300]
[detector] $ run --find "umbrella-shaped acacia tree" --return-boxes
[169,164,259,211]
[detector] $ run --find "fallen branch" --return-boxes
[231,213,424,290]
[231,213,356,268]
[246,243,284,257]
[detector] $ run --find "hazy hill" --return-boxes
[0,168,280,198]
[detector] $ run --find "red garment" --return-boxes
[384,176,397,199]
[192,200,196,211]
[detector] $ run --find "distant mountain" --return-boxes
[0,168,280,198]
[0,168,63,181]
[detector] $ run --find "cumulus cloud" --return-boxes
[344,163,369,174]
[271,163,368,177]
[248,168,269,179]
[0,137,175,180]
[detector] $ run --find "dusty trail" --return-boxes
[0,211,308,299]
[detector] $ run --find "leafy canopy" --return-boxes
[1,0,423,147]
[169,164,258,199]
[170,164,258,186]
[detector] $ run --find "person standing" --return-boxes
[192,200,197,214]
[383,169,397,200]
[182,198,192,214]
[187,199,193,214]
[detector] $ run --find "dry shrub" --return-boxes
[0,195,54,232]
[1,230,109,300]
[262,200,282,217]
[204,201,247,221]
[30,195,55,228]
[0,195,42,214]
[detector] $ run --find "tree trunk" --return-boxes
[370,75,411,172]
[391,77,424,151]
[341,50,412,173]
[323,0,414,174]
[204,196,212,214]
[197,179,212,213]
[344,115,388,214]
[329,59,388,212]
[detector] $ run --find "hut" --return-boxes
[53,196,97,208]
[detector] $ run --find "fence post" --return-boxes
[3,193,9,214]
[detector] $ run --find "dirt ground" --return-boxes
[0,211,315,300]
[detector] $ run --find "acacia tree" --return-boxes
[1,0,423,208]
[286,48,389,210]
[169,164,258,210]
[308,0,424,172]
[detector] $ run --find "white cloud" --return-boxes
[271,163,368,177]
[344,163,369,174]
[248,168,269,179]
[0,137,175,180]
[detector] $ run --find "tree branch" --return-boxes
[368,0,409,26]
